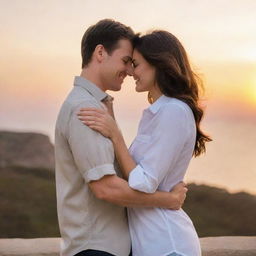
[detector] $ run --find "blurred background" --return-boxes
[0,0,255,238]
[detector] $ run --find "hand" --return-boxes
[169,182,188,210]
[77,108,120,139]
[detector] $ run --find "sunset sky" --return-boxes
[0,0,256,194]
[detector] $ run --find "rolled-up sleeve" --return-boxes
[129,165,158,193]
[67,101,116,182]
[128,103,190,193]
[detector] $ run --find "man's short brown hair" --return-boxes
[81,19,135,68]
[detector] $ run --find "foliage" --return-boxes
[0,167,255,238]
[184,183,256,237]
[0,166,59,238]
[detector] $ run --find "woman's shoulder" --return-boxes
[161,97,192,116]
[155,97,194,128]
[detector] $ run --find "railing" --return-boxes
[0,237,255,256]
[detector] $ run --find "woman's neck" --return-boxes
[148,87,162,104]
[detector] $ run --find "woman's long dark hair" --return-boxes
[134,31,211,157]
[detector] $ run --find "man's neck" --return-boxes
[80,67,106,92]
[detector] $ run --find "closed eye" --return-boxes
[122,57,132,65]
[132,61,138,68]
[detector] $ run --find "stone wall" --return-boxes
[0,237,255,256]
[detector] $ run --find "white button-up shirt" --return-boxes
[128,95,201,256]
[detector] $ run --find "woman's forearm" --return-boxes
[112,131,136,180]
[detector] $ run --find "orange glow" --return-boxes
[247,77,256,105]
[1,0,256,195]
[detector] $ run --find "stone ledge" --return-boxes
[200,236,256,256]
[0,237,255,256]
[0,238,59,256]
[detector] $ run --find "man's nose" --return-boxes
[126,65,134,76]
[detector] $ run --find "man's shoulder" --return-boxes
[67,87,97,105]
[62,87,102,113]
[56,88,101,129]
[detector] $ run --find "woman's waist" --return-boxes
[127,208,199,253]
[128,207,193,226]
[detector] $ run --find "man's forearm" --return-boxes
[90,175,180,209]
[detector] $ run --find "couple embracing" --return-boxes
[55,19,211,256]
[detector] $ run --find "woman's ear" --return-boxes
[94,44,107,63]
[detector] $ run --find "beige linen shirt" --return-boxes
[55,76,130,256]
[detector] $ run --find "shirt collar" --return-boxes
[147,95,171,114]
[73,76,108,102]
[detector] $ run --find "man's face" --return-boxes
[100,39,133,91]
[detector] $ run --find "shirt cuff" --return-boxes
[128,165,158,193]
[84,164,116,182]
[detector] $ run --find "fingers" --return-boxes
[179,181,187,187]
[78,117,100,127]
[87,124,109,138]
[79,108,106,115]
[88,124,101,132]
[77,115,108,134]
[78,111,103,119]
[77,108,106,123]
[178,181,188,193]
[77,115,99,122]
[182,186,188,198]
[82,120,96,126]
[80,119,103,129]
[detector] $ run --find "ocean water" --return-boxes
[186,118,256,195]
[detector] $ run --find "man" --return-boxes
[55,19,187,256]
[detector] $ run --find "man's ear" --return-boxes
[94,44,107,63]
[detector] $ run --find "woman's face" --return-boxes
[132,49,156,92]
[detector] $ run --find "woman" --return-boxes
[78,31,211,256]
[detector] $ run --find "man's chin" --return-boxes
[111,84,122,91]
